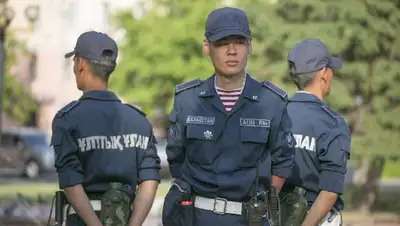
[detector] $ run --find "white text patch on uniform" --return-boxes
[78,134,149,152]
[240,118,270,128]
[294,134,316,152]
[186,116,215,125]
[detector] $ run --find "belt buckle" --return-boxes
[213,197,228,215]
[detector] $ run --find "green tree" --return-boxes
[3,31,38,125]
[239,0,400,212]
[110,0,224,120]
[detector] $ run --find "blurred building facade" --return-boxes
[7,0,149,134]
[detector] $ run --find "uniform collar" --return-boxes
[79,90,121,102]
[198,74,261,102]
[290,91,323,104]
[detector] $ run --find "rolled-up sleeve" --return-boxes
[137,133,161,183]
[268,101,295,179]
[51,117,84,189]
[166,107,186,179]
[318,126,351,194]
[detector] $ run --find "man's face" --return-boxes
[204,35,250,77]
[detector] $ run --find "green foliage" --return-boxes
[382,161,400,178]
[3,30,38,124]
[112,0,399,156]
[110,0,223,117]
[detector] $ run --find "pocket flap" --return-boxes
[50,131,62,146]
[186,125,214,141]
[172,178,192,194]
[240,127,269,143]
[169,110,178,123]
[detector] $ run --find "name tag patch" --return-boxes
[186,115,215,125]
[240,118,270,128]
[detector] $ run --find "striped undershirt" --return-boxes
[215,87,243,112]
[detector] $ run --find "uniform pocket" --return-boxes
[186,125,215,141]
[240,126,269,143]
[162,179,194,226]
[186,125,216,165]
[50,131,62,146]
[239,127,269,167]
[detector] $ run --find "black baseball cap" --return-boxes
[205,7,251,42]
[287,38,343,75]
[65,31,118,62]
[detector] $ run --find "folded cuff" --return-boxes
[319,170,345,194]
[138,168,161,183]
[58,170,84,189]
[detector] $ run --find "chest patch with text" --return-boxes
[186,115,215,125]
[240,118,270,128]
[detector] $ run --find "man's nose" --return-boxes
[227,43,237,55]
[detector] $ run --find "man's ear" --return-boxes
[78,57,86,73]
[203,39,210,56]
[319,67,329,83]
[248,39,252,56]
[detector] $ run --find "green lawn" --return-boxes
[382,161,400,178]
[348,160,400,179]
[0,182,170,204]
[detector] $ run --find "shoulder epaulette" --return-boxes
[125,104,146,117]
[175,78,201,94]
[56,100,80,118]
[321,105,344,124]
[261,81,287,99]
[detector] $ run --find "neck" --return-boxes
[82,77,107,93]
[215,71,245,90]
[303,86,324,101]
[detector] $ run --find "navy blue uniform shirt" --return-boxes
[50,91,161,196]
[283,92,351,210]
[166,75,295,202]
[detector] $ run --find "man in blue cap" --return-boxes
[162,7,295,226]
[281,38,351,226]
[50,31,160,226]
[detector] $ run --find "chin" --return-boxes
[220,68,244,77]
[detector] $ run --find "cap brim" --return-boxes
[64,51,75,58]
[207,29,251,42]
[329,56,343,69]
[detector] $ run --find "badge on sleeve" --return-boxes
[286,132,295,148]
[169,126,178,140]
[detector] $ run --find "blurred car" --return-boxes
[155,137,171,179]
[0,127,55,179]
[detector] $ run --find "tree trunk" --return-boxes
[351,156,386,213]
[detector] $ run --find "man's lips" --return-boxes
[226,60,239,66]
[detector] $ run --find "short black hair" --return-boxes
[86,57,116,82]
[290,71,317,90]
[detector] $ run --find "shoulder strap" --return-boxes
[55,100,80,118]
[261,81,288,99]
[175,78,201,94]
[321,105,341,119]
[321,105,347,126]
[125,104,146,117]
